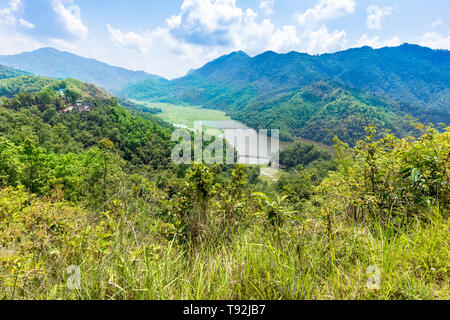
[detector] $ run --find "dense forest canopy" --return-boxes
[0,85,174,169]
[227,81,420,143]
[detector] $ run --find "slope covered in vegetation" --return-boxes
[0,75,55,98]
[0,48,167,91]
[1,119,448,299]
[123,44,450,112]
[0,87,174,169]
[0,60,448,301]
[0,65,28,80]
[122,44,450,144]
[228,82,418,143]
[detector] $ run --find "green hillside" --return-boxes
[121,44,450,144]
[228,82,416,144]
[0,75,54,98]
[0,64,448,301]
[0,48,167,91]
[0,65,28,80]
[124,44,450,112]
[0,78,174,168]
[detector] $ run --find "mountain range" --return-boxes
[121,44,450,143]
[0,47,167,91]
[1,44,449,145]
[122,44,450,112]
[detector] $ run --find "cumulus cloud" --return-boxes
[104,0,306,78]
[270,25,301,52]
[259,0,274,16]
[168,0,244,47]
[366,5,393,30]
[357,33,401,48]
[234,10,301,54]
[107,24,149,54]
[305,25,347,54]
[0,0,22,26]
[52,0,89,39]
[419,31,450,50]
[296,0,355,25]
[105,0,359,77]
[107,0,302,59]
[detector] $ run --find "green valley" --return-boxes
[122,44,450,146]
[138,101,232,128]
[0,43,448,302]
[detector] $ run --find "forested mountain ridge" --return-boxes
[123,44,450,111]
[0,48,168,91]
[0,75,62,98]
[1,45,448,146]
[0,65,28,80]
[121,44,450,144]
[226,81,419,143]
[0,76,175,170]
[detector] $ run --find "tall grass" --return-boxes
[1,125,448,300]
[1,201,447,300]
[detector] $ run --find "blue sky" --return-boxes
[0,0,449,78]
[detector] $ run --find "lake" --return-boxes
[144,102,284,166]
[202,120,279,166]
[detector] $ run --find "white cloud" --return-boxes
[270,25,301,52]
[107,24,149,54]
[419,31,450,50]
[19,18,34,29]
[429,18,443,29]
[0,26,42,55]
[305,25,347,54]
[167,15,182,29]
[9,0,21,11]
[366,5,393,30]
[296,0,355,25]
[106,0,305,77]
[52,0,89,39]
[0,0,93,56]
[104,0,361,77]
[259,0,274,16]
[168,0,244,47]
[234,11,301,54]
[110,0,300,55]
[0,0,22,26]
[357,34,401,48]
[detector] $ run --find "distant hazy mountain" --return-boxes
[121,44,450,143]
[0,47,167,91]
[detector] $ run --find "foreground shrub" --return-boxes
[317,124,449,224]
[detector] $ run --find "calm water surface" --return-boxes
[202,121,279,165]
